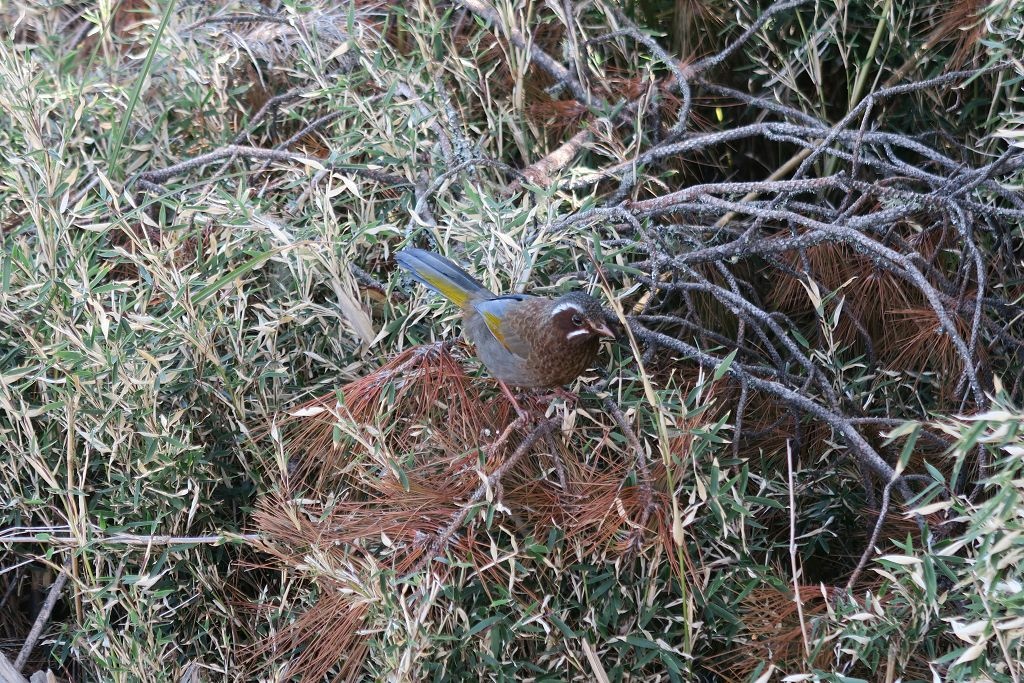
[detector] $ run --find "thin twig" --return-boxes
[182,12,291,33]
[14,559,71,672]
[414,418,558,573]
[0,530,260,546]
[455,0,606,111]
[846,474,899,591]
[136,145,321,186]
[627,321,914,503]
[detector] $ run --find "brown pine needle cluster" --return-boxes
[250,344,673,678]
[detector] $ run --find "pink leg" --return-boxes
[498,379,530,419]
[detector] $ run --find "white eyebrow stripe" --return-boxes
[565,329,591,339]
[551,301,584,316]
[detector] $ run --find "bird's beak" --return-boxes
[591,321,616,339]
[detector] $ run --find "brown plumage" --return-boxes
[395,248,614,389]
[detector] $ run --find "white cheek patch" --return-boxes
[565,328,592,340]
[550,301,584,317]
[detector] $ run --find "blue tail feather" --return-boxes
[395,247,493,307]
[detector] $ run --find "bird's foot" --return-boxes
[535,386,580,407]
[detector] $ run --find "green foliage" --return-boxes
[827,404,1024,681]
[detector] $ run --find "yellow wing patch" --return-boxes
[422,273,471,309]
[481,311,512,352]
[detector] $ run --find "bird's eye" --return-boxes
[571,315,584,327]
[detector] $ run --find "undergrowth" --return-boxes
[1,0,1022,681]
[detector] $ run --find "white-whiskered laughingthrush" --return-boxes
[395,247,614,394]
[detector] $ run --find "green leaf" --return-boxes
[548,614,579,638]
[714,348,738,381]
[467,615,503,637]
[108,0,178,176]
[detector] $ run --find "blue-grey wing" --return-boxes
[471,296,534,359]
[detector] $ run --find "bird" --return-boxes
[394,247,614,407]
